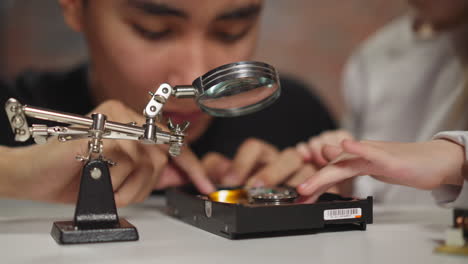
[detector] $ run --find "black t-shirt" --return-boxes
[0,65,336,158]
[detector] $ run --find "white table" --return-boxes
[0,197,466,264]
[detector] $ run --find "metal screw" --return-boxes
[150,106,156,112]
[12,115,24,128]
[90,167,102,180]
[162,88,169,94]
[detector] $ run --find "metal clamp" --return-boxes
[167,118,190,156]
[4,83,190,165]
[5,98,31,142]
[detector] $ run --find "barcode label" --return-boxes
[324,208,362,220]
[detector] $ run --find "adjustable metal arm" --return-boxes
[4,83,191,162]
[173,85,198,98]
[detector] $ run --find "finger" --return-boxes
[108,154,134,191]
[296,142,312,161]
[108,141,154,204]
[307,130,354,167]
[54,172,82,204]
[308,138,328,167]
[113,144,155,206]
[325,185,340,194]
[322,144,343,162]
[320,132,342,146]
[139,144,172,189]
[297,156,368,197]
[223,138,279,186]
[336,130,354,141]
[321,130,353,146]
[105,140,139,191]
[341,139,395,173]
[246,148,302,187]
[114,168,150,207]
[298,181,337,204]
[171,147,215,194]
[154,164,189,189]
[132,153,159,203]
[286,164,317,187]
[201,152,232,183]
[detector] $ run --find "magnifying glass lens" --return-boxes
[200,76,277,111]
[193,61,280,117]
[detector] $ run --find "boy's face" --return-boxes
[408,0,468,29]
[62,0,262,141]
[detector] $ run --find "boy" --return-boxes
[0,0,335,206]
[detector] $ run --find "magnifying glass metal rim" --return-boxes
[194,61,278,90]
[192,61,281,117]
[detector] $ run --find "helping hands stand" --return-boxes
[4,61,282,244]
[5,83,196,244]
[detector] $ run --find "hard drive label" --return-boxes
[324,208,362,220]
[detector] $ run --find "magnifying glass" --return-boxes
[174,61,281,117]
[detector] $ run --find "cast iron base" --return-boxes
[51,218,139,245]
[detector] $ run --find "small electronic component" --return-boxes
[435,208,468,256]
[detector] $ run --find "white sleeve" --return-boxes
[432,131,468,209]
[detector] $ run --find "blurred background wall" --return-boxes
[1,0,408,118]
[0,0,14,76]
